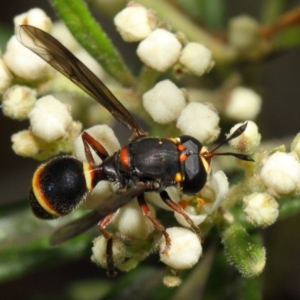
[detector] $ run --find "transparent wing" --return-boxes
[16,25,146,137]
[50,184,147,246]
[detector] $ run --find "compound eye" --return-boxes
[182,154,207,194]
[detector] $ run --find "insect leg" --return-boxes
[159,190,202,241]
[137,193,171,253]
[106,238,117,277]
[82,131,109,164]
[97,213,117,276]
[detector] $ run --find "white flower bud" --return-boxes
[243,192,279,227]
[91,235,126,268]
[29,95,73,142]
[228,15,260,51]
[143,80,186,124]
[74,125,120,165]
[163,275,182,287]
[159,227,202,270]
[2,85,36,120]
[11,130,43,158]
[14,8,52,32]
[179,42,214,76]
[4,35,49,80]
[11,129,55,159]
[114,5,156,42]
[224,87,262,121]
[0,60,12,93]
[112,200,155,239]
[228,121,261,154]
[176,102,220,144]
[260,152,300,195]
[137,29,182,72]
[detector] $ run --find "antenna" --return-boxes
[203,123,254,161]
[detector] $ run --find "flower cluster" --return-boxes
[2,3,299,288]
[114,3,214,76]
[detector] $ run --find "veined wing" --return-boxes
[17,25,146,137]
[50,183,147,246]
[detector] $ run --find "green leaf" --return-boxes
[50,0,135,86]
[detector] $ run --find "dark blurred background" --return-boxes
[1,0,300,299]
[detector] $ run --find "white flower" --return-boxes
[260,152,300,195]
[143,80,186,124]
[14,8,52,32]
[159,227,202,269]
[114,5,156,42]
[228,121,261,154]
[243,192,279,227]
[228,15,260,51]
[2,85,36,120]
[4,35,49,81]
[137,29,182,72]
[174,205,207,227]
[202,171,229,213]
[112,200,156,239]
[176,102,220,144]
[29,95,73,142]
[0,59,12,93]
[175,171,229,227]
[179,42,214,76]
[224,87,262,121]
[74,124,120,165]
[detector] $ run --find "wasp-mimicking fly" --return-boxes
[17,25,253,276]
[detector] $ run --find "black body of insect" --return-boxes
[18,25,253,275]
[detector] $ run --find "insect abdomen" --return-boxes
[30,156,88,219]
